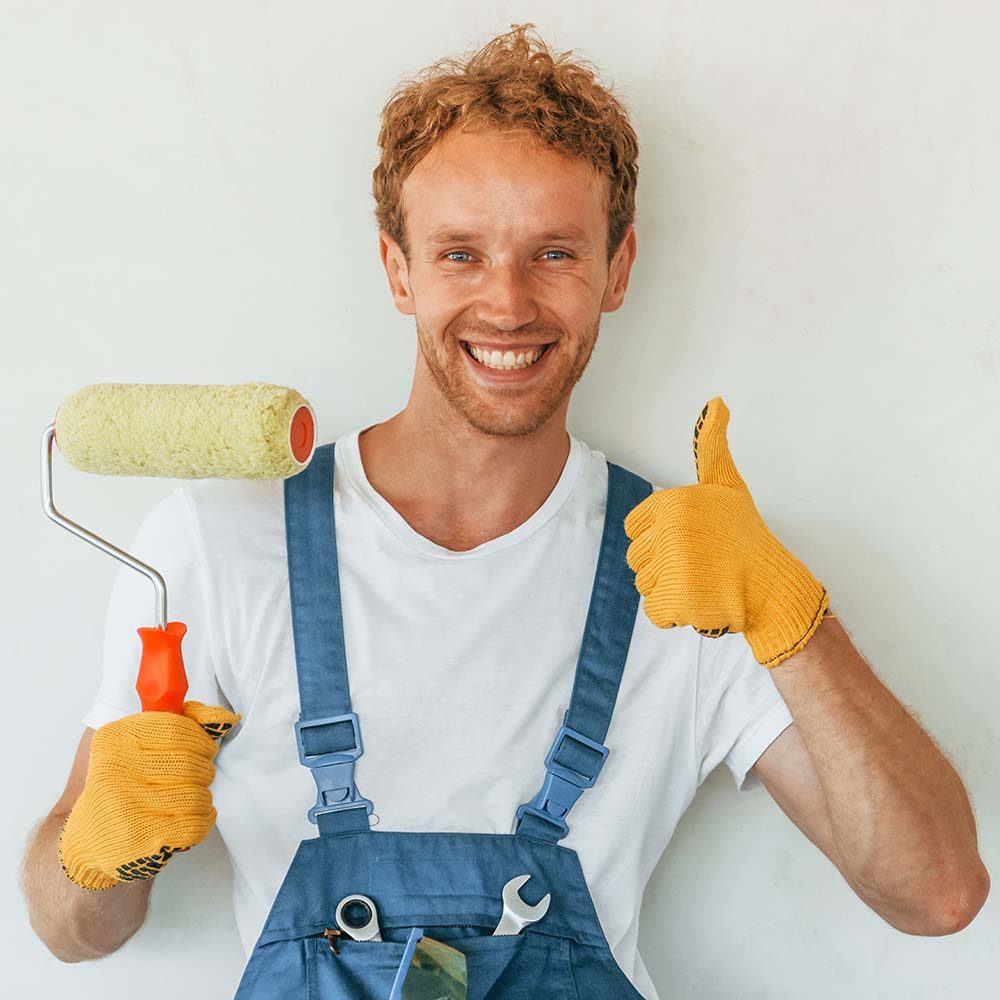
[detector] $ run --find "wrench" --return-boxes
[492,874,551,936]
[335,893,383,941]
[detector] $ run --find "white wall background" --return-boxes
[3,2,997,997]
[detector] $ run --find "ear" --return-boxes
[601,224,637,313]
[379,229,416,316]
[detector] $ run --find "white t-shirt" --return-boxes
[82,426,793,1000]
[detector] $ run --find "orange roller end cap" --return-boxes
[290,405,315,464]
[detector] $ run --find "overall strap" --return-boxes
[516,461,653,843]
[284,442,373,836]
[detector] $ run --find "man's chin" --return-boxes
[450,394,564,439]
[416,341,575,437]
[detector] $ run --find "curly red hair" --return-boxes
[372,23,639,264]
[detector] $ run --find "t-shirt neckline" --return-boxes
[335,426,584,559]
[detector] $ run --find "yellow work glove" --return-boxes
[59,700,240,890]
[624,396,830,668]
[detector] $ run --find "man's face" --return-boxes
[380,127,636,438]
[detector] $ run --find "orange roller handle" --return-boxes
[136,621,189,713]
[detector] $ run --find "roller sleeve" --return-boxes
[54,382,317,478]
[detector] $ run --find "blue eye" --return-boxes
[445,251,472,262]
[542,250,570,260]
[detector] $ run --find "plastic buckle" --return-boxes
[516,725,610,837]
[294,712,374,824]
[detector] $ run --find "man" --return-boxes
[20,23,988,998]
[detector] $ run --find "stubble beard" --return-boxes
[415,316,601,438]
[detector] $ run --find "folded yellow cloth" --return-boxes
[624,397,829,668]
[59,701,241,890]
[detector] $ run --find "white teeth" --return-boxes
[467,343,547,370]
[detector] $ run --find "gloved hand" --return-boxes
[59,700,241,890]
[624,396,830,668]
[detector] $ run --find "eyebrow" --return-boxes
[424,225,593,247]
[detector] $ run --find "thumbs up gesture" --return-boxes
[623,397,830,668]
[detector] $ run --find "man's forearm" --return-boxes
[20,811,152,962]
[769,613,989,934]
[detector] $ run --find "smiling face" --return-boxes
[379,127,637,438]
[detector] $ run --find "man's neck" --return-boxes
[357,404,571,553]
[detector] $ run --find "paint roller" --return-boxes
[41,382,316,715]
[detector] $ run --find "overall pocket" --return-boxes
[306,929,537,1000]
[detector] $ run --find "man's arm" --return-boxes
[19,728,152,962]
[751,612,989,935]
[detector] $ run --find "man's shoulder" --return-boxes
[179,477,285,564]
[182,475,284,516]
[570,435,659,494]
[179,423,363,524]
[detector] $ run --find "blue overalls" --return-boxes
[233,442,653,998]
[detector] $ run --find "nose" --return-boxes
[473,261,539,331]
